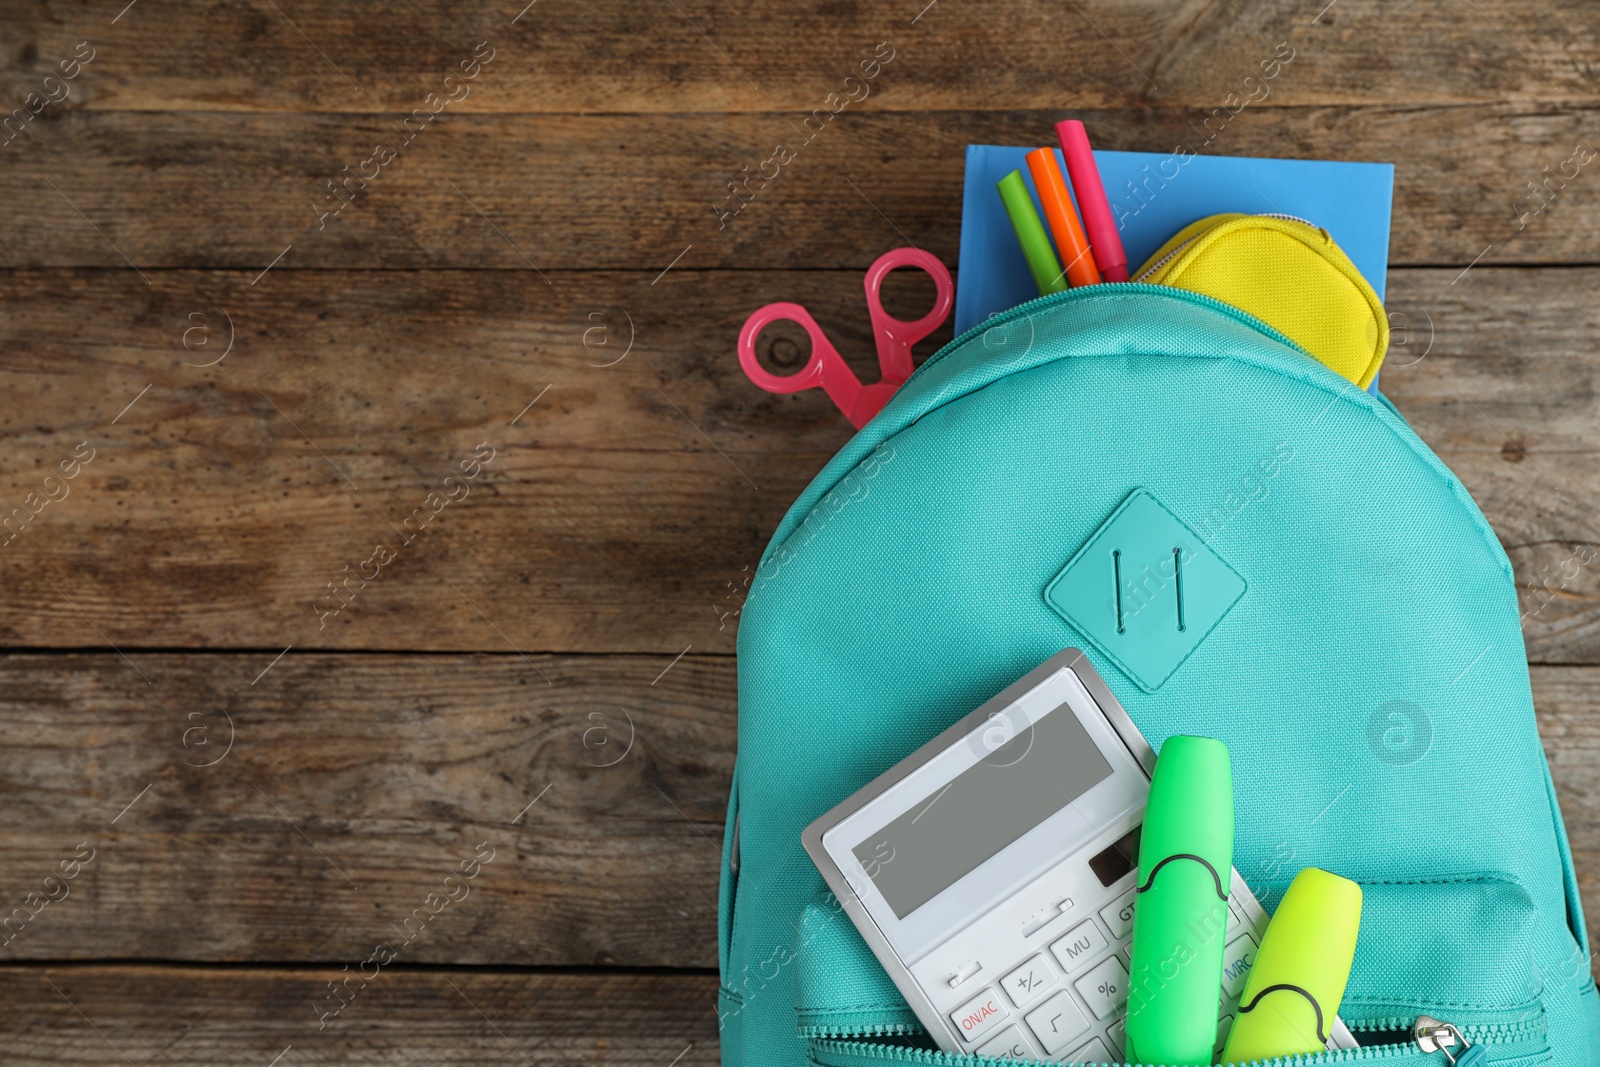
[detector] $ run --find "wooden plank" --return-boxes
[0,268,832,655]
[5,266,1600,657]
[2,0,1597,113]
[0,653,734,967]
[1534,667,1600,959]
[0,965,721,1066]
[3,106,1599,270]
[0,654,1594,966]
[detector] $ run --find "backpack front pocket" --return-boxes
[791,876,1550,1067]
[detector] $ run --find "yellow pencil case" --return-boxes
[1133,213,1389,388]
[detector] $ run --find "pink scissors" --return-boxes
[738,248,954,429]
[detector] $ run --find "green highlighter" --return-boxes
[1125,735,1234,1067]
[1222,867,1362,1064]
[995,170,1068,297]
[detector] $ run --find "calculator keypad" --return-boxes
[1048,918,1106,975]
[949,988,1009,1044]
[946,873,1286,1063]
[1220,933,1258,999]
[976,1025,1033,1061]
[1024,990,1091,1055]
[1105,1017,1126,1057]
[1000,953,1060,1009]
[1097,887,1137,939]
[1073,955,1129,1019]
[1067,1037,1115,1065]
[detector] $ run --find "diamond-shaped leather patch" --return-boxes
[1043,489,1246,692]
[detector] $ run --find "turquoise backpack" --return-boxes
[722,286,1600,1067]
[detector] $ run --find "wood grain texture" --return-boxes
[0,653,733,967]
[0,653,1594,967]
[2,0,1597,112]
[1534,667,1600,943]
[0,965,721,1066]
[2,106,1598,270]
[3,267,1600,658]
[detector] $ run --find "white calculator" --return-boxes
[802,648,1354,1063]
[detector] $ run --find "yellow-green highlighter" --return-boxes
[1125,736,1234,1066]
[1222,867,1363,1064]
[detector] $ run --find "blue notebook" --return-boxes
[955,144,1394,335]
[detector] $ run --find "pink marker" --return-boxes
[1056,120,1129,282]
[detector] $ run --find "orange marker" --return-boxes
[1025,148,1099,288]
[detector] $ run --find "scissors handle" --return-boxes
[736,249,954,429]
[863,248,954,384]
[738,302,879,427]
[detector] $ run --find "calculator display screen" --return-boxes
[852,703,1113,919]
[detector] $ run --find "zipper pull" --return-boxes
[1413,1016,1486,1067]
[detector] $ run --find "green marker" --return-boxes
[995,170,1068,297]
[1125,736,1234,1067]
[1222,867,1362,1064]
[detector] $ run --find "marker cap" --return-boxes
[995,169,1068,297]
[1126,735,1234,1066]
[1024,147,1100,288]
[1056,119,1129,282]
[1221,867,1362,1064]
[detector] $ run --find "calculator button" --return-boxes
[1220,933,1258,999]
[976,1026,1032,1061]
[1049,919,1108,975]
[1106,1017,1127,1057]
[1074,955,1129,1019]
[949,988,1009,1044]
[1001,953,1060,1008]
[1024,990,1090,1055]
[1099,888,1137,938]
[1066,1038,1115,1065]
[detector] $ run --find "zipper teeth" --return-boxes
[1132,235,1198,282]
[1348,1016,1545,1041]
[907,281,1307,390]
[808,1015,1545,1066]
[802,1023,923,1039]
[1130,213,1318,283]
[809,1035,1413,1067]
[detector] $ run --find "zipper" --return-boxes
[904,281,1308,394]
[1349,1015,1543,1049]
[806,1014,1544,1067]
[1131,213,1319,283]
[1410,1016,1488,1067]
[1259,213,1317,227]
[1131,233,1202,282]
[802,1021,923,1041]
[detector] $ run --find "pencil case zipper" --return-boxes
[1131,213,1317,282]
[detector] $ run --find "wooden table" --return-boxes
[0,0,1596,1061]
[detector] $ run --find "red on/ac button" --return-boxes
[950,988,1009,1043]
